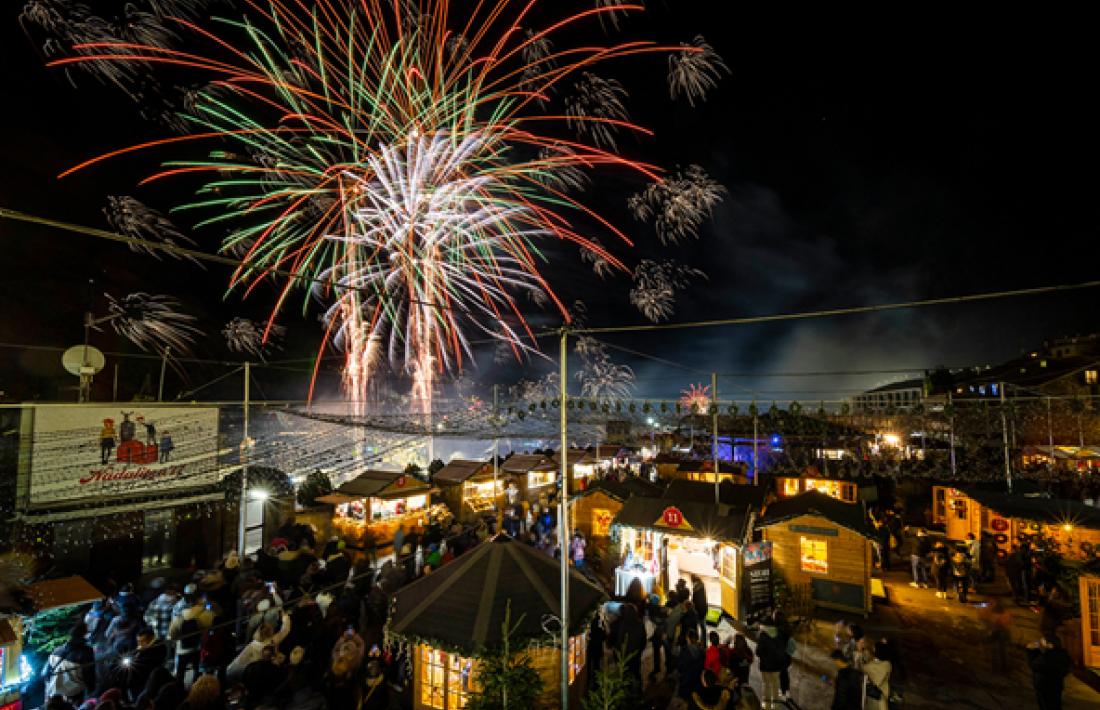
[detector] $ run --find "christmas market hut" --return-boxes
[932,486,1100,561]
[774,467,876,504]
[1080,562,1100,671]
[500,454,557,505]
[432,459,499,524]
[612,494,751,620]
[672,460,750,484]
[757,491,875,614]
[387,535,605,709]
[571,477,662,546]
[318,470,441,552]
[551,449,605,491]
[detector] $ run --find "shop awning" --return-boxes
[16,490,225,524]
[432,459,490,484]
[27,576,102,612]
[315,493,357,506]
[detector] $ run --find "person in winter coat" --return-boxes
[691,575,709,641]
[586,613,608,687]
[755,621,788,710]
[125,627,167,701]
[676,628,705,701]
[1027,635,1072,710]
[680,601,700,649]
[861,641,892,710]
[930,542,950,599]
[226,611,292,682]
[44,623,96,704]
[648,596,672,680]
[727,634,753,687]
[704,631,725,676]
[950,550,971,603]
[610,603,646,683]
[829,649,862,710]
[691,668,732,710]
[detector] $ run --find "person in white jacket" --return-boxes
[226,611,292,681]
[862,641,892,710]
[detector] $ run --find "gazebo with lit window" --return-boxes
[387,535,605,709]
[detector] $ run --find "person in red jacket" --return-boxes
[704,631,724,675]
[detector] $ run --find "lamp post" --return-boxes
[712,372,719,504]
[557,328,570,708]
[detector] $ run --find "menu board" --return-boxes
[743,541,773,612]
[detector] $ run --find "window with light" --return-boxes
[781,478,800,497]
[1087,369,1098,385]
[419,646,475,709]
[800,536,828,574]
[568,633,587,684]
[528,469,556,488]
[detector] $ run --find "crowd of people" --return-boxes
[37,514,495,710]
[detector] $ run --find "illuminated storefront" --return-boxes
[318,470,439,549]
[612,496,749,619]
[758,491,875,614]
[434,459,501,523]
[389,536,604,709]
[776,474,870,503]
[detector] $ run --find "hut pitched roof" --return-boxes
[663,480,766,510]
[758,491,874,537]
[388,536,605,654]
[336,470,427,498]
[501,454,550,474]
[583,477,663,501]
[433,459,490,485]
[613,496,749,541]
[961,487,1100,531]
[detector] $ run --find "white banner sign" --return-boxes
[25,405,221,506]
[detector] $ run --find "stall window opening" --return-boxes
[419,645,474,709]
[800,536,828,574]
[528,469,556,488]
[372,494,427,521]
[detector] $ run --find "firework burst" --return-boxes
[51,0,695,413]
[630,259,706,322]
[680,383,711,413]
[105,195,203,266]
[629,164,726,244]
[104,291,201,354]
[223,317,286,357]
[668,35,729,106]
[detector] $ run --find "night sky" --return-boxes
[2,2,1098,404]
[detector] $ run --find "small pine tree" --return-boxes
[428,458,445,476]
[581,648,640,710]
[466,601,544,710]
[296,469,333,507]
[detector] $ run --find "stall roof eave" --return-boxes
[316,493,358,505]
[758,491,874,538]
[960,487,1100,531]
[433,459,491,485]
[27,575,102,612]
[613,496,749,542]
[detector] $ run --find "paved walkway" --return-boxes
[621,569,1100,710]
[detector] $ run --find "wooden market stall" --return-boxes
[775,470,875,504]
[319,470,440,551]
[612,496,750,620]
[387,536,605,709]
[758,491,875,615]
[433,459,499,524]
[932,486,1100,561]
[500,454,557,505]
[672,460,750,484]
[571,477,662,545]
[0,616,23,707]
[1081,564,1100,671]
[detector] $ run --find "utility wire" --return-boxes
[574,280,1100,334]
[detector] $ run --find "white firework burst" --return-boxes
[630,259,706,322]
[668,35,729,106]
[594,0,643,31]
[579,237,613,278]
[535,144,589,193]
[629,164,726,244]
[565,73,629,150]
[510,373,559,401]
[144,0,217,19]
[576,355,634,402]
[522,28,555,66]
[105,195,203,266]
[104,292,201,354]
[223,317,286,357]
[115,3,177,48]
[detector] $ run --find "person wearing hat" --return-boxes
[167,588,214,683]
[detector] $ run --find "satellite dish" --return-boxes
[62,345,106,376]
